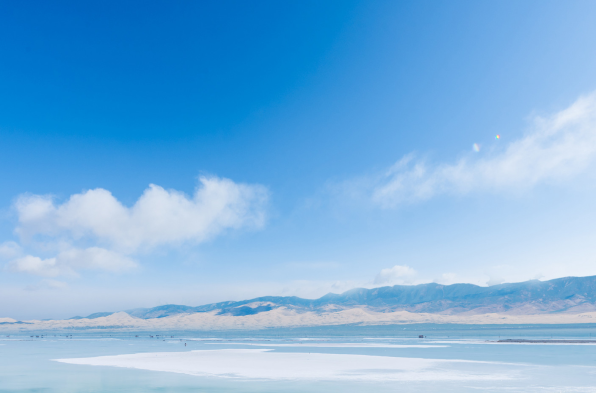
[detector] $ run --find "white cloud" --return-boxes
[362,93,596,208]
[0,241,22,259]
[14,176,269,252]
[374,265,416,286]
[5,176,267,278]
[8,255,60,277]
[434,273,459,286]
[7,247,137,277]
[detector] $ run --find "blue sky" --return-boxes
[2,1,596,319]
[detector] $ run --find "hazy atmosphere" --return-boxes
[2,0,596,320]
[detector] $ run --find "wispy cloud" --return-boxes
[0,241,22,259]
[6,176,269,277]
[345,93,596,208]
[8,247,137,277]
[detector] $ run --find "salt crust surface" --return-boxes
[204,342,447,348]
[55,349,515,381]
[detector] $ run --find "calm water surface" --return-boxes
[1,324,596,392]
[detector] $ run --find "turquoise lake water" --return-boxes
[1,324,596,392]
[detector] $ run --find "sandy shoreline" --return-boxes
[2,307,596,332]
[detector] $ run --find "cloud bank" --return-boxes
[7,176,269,277]
[362,93,596,208]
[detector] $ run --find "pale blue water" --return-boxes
[1,324,596,392]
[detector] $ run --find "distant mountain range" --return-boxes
[71,275,596,320]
